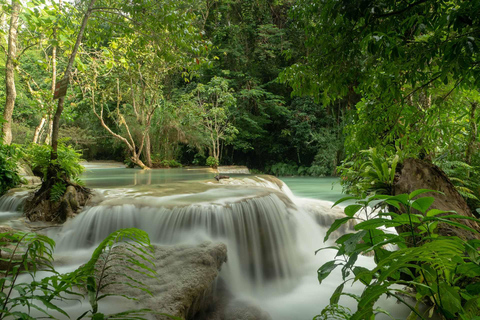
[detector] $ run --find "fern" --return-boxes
[73,176,86,187]
[0,231,68,319]
[68,228,158,319]
[50,182,66,202]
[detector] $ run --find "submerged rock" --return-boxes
[97,242,227,320]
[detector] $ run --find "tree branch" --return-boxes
[375,0,430,18]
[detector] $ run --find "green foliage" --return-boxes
[206,156,219,169]
[318,191,480,319]
[0,231,62,319]
[338,148,401,196]
[0,144,21,196]
[0,228,168,319]
[155,159,182,168]
[23,142,84,180]
[436,158,480,210]
[268,162,298,176]
[50,182,66,202]
[66,228,157,319]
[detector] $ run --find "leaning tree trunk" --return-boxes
[25,0,96,223]
[50,0,97,164]
[144,133,152,167]
[394,158,480,242]
[2,0,20,145]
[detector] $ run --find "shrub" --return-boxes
[0,228,169,320]
[317,191,480,319]
[23,142,85,180]
[192,153,206,166]
[0,144,21,196]
[269,162,298,176]
[206,156,219,169]
[337,147,402,196]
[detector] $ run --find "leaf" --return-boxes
[324,217,355,242]
[411,197,435,214]
[344,204,363,217]
[439,283,462,315]
[426,209,453,217]
[317,261,340,284]
[409,189,439,199]
[354,218,400,230]
[344,231,367,254]
[332,196,360,208]
[330,282,345,305]
[353,266,372,286]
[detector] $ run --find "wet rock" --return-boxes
[223,299,272,320]
[217,166,250,174]
[25,184,91,223]
[18,162,41,186]
[97,242,227,320]
[394,158,480,241]
[214,175,230,181]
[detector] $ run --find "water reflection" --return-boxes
[81,167,217,188]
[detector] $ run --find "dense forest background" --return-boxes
[0,0,343,176]
[0,0,479,196]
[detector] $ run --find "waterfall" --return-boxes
[56,190,306,293]
[0,190,28,221]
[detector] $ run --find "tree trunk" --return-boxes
[394,158,480,242]
[132,153,149,170]
[33,116,47,144]
[2,0,20,145]
[50,0,97,163]
[144,133,152,167]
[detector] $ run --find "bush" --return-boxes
[268,162,298,176]
[192,153,206,166]
[23,142,85,180]
[0,228,160,319]
[206,156,219,169]
[317,191,480,319]
[156,159,182,168]
[337,147,402,196]
[0,144,21,196]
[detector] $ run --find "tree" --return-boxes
[2,0,20,144]
[192,76,237,162]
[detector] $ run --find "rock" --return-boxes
[18,162,41,186]
[24,184,91,223]
[217,166,250,174]
[214,175,230,181]
[394,158,480,241]
[223,299,272,320]
[97,242,227,320]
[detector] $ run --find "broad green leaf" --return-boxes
[324,217,354,242]
[344,204,363,217]
[317,261,340,284]
[408,189,439,199]
[411,197,435,214]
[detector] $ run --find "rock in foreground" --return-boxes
[99,242,227,320]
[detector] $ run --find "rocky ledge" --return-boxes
[98,242,228,320]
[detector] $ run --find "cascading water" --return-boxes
[56,187,304,293]
[0,190,28,222]
[48,166,410,319]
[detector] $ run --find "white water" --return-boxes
[0,190,28,222]
[48,173,411,319]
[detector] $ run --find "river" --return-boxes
[0,164,411,319]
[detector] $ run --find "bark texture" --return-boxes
[394,158,480,241]
[2,0,21,145]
